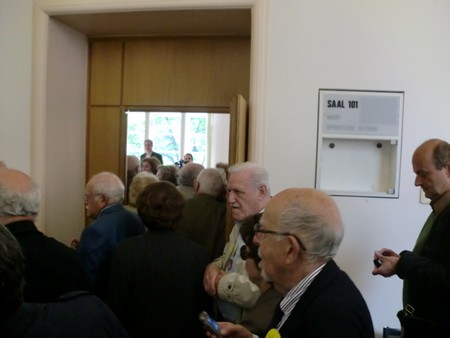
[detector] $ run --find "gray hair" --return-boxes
[196,168,225,198]
[278,207,344,260]
[228,162,271,196]
[177,163,204,187]
[0,181,40,218]
[90,172,125,204]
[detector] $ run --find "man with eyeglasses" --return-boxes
[203,162,271,323]
[206,188,374,338]
[75,172,144,299]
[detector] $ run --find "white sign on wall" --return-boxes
[316,89,404,198]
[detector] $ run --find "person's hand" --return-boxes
[205,322,254,338]
[372,248,400,277]
[203,264,224,296]
[70,238,80,249]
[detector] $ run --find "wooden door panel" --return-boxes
[87,107,122,178]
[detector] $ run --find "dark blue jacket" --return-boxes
[78,203,144,298]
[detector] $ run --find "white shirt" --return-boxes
[276,263,326,330]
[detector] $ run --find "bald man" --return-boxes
[0,168,91,302]
[373,139,450,336]
[77,172,144,299]
[209,188,374,338]
[177,162,205,200]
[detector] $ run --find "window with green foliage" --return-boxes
[127,111,208,166]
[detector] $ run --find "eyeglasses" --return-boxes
[253,222,307,252]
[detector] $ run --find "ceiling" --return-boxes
[52,9,251,38]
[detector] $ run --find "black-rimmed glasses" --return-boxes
[253,222,307,252]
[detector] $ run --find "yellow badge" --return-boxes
[265,328,281,338]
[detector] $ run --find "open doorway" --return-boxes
[126,111,230,168]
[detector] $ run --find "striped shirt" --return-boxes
[276,263,326,330]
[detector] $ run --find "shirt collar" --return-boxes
[276,263,326,329]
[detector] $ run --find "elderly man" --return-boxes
[177,162,205,200]
[373,139,450,336]
[211,188,374,338]
[0,168,91,302]
[203,162,271,323]
[0,225,129,337]
[178,168,226,260]
[77,172,144,298]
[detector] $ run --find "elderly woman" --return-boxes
[125,171,159,213]
[107,182,211,338]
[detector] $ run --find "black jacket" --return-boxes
[6,221,91,302]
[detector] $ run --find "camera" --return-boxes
[175,159,185,168]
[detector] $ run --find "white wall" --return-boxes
[1,0,448,336]
[263,0,450,334]
[0,0,32,171]
[45,18,88,244]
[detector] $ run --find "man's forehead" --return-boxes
[228,170,252,187]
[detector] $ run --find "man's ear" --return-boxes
[97,194,109,206]
[258,185,268,199]
[285,236,301,264]
[445,162,450,178]
[194,180,200,193]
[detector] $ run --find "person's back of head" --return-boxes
[0,169,40,224]
[0,225,25,319]
[137,181,186,230]
[215,162,229,184]
[195,168,225,199]
[156,165,179,186]
[87,172,125,205]
[127,155,140,175]
[128,171,159,207]
[177,163,204,187]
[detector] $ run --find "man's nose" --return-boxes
[414,175,421,187]
[228,191,235,203]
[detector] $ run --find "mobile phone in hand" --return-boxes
[199,311,222,337]
[373,258,382,268]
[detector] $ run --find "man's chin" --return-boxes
[232,211,245,222]
[261,268,273,283]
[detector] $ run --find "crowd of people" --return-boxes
[1,138,450,337]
